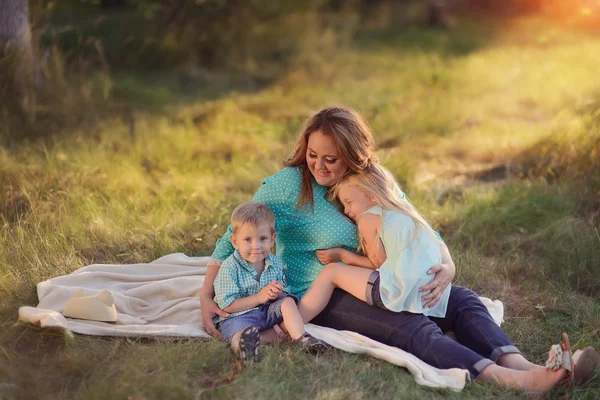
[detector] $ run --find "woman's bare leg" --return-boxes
[496,353,545,371]
[477,363,566,393]
[298,263,373,323]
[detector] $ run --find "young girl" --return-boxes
[297,162,451,321]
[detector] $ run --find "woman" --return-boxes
[200,106,595,392]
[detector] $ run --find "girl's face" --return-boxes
[337,182,375,222]
[306,130,349,187]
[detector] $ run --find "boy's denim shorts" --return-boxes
[364,270,391,311]
[217,294,298,341]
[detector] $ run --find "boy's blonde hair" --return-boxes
[231,202,275,234]
[284,105,378,210]
[330,163,437,254]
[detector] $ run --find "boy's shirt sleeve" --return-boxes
[213,261,241,309]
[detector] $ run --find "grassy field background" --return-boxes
[1,4,599,399]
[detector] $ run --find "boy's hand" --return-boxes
[316,248,343,264]
[256,281,283,304]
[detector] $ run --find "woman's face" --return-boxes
[306,130,349,187]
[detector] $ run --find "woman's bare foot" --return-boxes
[477,363,567,393]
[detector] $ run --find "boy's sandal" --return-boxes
[294,333,330,355]
[545,332,598,387]
[238,326,260,363]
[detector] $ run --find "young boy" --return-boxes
[213,201,328,362]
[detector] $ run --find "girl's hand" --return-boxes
[200,295,230,338]
[419,263,454,308]
[316,248,343,264]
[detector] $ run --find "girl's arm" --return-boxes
[357,213,387,268]
[315,248,377,269]
[315,214,387,269]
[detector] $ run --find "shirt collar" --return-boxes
[233,250,272,273]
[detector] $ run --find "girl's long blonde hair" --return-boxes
[283,105,377,210]
[331,162,438,254]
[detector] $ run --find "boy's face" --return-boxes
[231,222,275,266]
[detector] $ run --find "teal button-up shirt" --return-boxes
[213,250,290,324]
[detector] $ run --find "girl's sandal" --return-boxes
[294,333,330,355]
[237,326,260,363]
[545,332,598,388]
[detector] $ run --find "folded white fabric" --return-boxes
[18,253,505,391]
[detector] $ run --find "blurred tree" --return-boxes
[0,0,40,113]
[428,0,449,27]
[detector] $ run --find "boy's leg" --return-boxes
[217,311,262,354]
[298,263,372,323]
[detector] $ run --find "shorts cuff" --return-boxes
[285,293,299,304]
[489,345,521,362]
[269,294,298,320]
[470,358,495,380]
[365,270,379,306]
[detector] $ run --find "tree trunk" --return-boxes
[0,0,40,112]
[428,0,449,28]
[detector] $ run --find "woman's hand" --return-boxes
[419,262,454,308]
[200,294,230,338]
[316,248,343,264]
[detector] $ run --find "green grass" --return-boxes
[1,12,600,399]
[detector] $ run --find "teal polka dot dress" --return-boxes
[210,167,359,298]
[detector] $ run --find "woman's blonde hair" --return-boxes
[330,163,438,254]
[283,105,378,209]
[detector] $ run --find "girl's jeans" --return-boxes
[311,285,520,380]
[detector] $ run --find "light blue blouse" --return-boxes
[364,205,450,318]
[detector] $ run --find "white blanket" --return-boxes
[18,253,504,391]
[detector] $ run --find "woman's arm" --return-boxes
[200,263,230,337]
[419,244,455,308]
